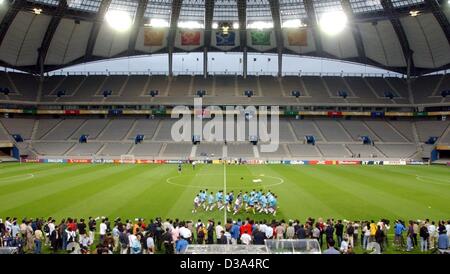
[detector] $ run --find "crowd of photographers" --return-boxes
[0,216,449,254]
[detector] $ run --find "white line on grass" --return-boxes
[223,162,227,225]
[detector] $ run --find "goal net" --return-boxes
[120,154,135,164]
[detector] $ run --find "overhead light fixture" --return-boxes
[282,19,305,28]
[0,0,5,5]
[409,10,420,17]
[105,10,133,32]
[33,8,43,15]
[247,21,274,30]
[178,21,204,29]
[212,22,219,29]
[146,18,169,28]
[319,11,348,35]
[233,22,239,29]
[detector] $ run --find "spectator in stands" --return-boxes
[323,239,340,254]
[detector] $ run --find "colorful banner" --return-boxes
[328,111,343,117]
[287,29,307,46]
[250,31,271,46]
[181,31,201,46]
[65,110,80,115]
[144,28,165,46]
[337,161,361,165]
[383,160,406,166]
[216,31,236,46]
[67,159,92,164]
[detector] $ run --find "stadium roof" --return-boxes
[0,0,449,75]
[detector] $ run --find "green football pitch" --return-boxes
[0,163,449,223]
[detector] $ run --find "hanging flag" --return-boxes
[287,28,308,46]
[143,28,165,46]
[250,31,271,46]
[181,31,201,46]
[216,31,236,46]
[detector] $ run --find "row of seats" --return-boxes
[1,118,448,144]
[26,141,419,159]
[1,72,449,104]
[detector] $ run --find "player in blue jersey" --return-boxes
[206,192,215,211]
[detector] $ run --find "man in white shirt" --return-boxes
[215,222,224,244]
[340,237,349,254]
[99,219,107,244]
[428,221,437,249]
[179,223,192,241]
[265,225,274,239]
[240,232,252,245]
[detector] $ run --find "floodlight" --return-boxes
[319,11,348,35]
[282,19,304,28]
[178,21,204,29]
[0,0,4,5]
[212,22,219,29]
[233,22,239,29]
[148,18,169,28]
[33,8,42,15]
[409,10,420,17]
[247,21,274,30]
[105,10,133,32]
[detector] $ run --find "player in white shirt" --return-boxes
[192,195,200,213]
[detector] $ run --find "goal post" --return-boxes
[120,154,135,164]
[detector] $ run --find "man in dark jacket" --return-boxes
[253,228,267,245]
[296,224,306,239]
[335,220,344,245]
[207,220,215,244]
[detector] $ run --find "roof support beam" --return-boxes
[341,0,367,64]
[85,0,112,60]
[203,0,214,78]
[269,0,283,77]
[168,0,182,77]
[424,0,450,44]
[381,0,415,77]
[303,0,323,55]
[237,0,247,50]
[0,0,26,48]
[37,0,68,74]
[128,0,148,55]
[237,0,247,78]
[204,0,214,49]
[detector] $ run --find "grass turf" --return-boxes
[0,163,449,223]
